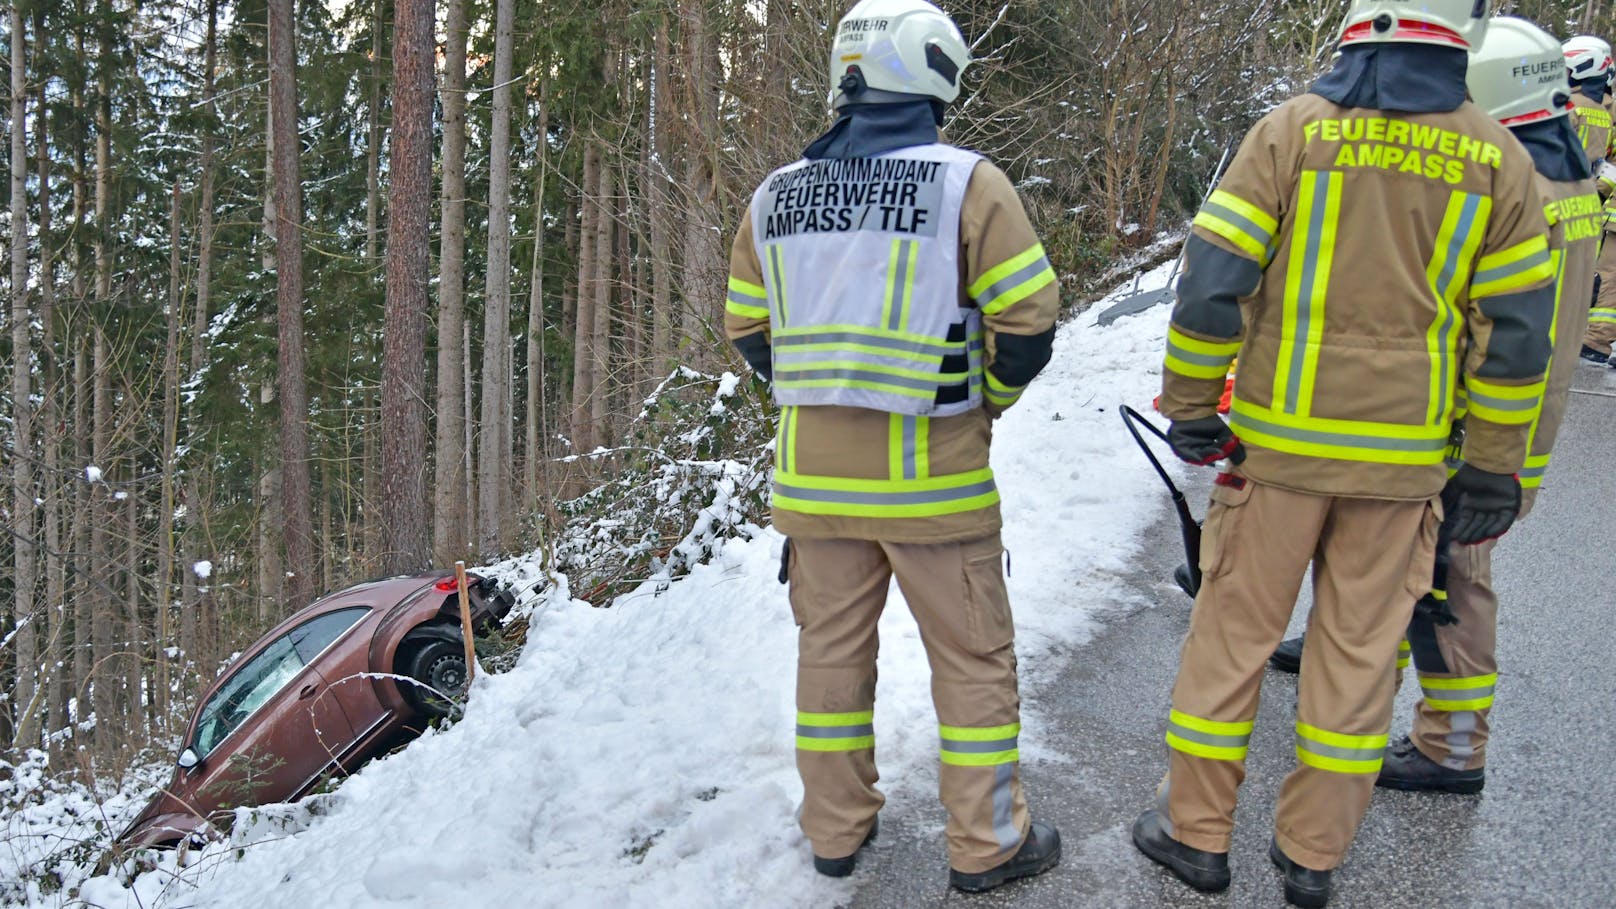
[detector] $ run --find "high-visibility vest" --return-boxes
[748,143,986,417]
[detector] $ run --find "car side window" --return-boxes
[288,607,369,663]
[192,637,304,758]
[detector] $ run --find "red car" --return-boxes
[117,570,515,849]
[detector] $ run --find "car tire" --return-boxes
[405,638,469,719]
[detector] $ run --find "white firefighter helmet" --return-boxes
[1564,35,1613,81]
[828,0,971,109]
[1469,18,1570,125]
[1336,0,1491,51]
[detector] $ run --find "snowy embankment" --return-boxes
[37,258,1185,909]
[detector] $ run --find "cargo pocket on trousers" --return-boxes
[1402,497,1443,600]
[1197,477,1253,582]
[962,546,1015,655]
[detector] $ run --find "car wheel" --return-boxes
[407,638,468,718]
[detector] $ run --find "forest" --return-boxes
[0,0,1610,782]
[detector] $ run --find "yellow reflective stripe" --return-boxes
[971,244,1056,315]
[776,405,797,473]
[799,710,874,726]
[1193,210,1272,262]
[880,239,901,330]
[728,275,766,299]
[915,417,930,478]
[1229,397,1449,465]
[775,378,935,400]
[968,244,1045,299]
[1294,723,1387,774]
[726,299,769,320]
[773,467,1000,519]
[940,749,1019,767]
[984,370,1025,407]
[778,340,942,365]
[1590,309,1616,324]
[889,413,904,481]
[1419,673,1498,691]
[777,358,966,383]
[940,722,1020,741]
[798,736,875,751]
[1397,638,1411,670]
[1277,170,1342,416]
[1166,354,1234,380]
[1208,189,1278,235]
[1471,235,1553,298]
[1165,711,1252,761]
[767,245,790,324]
[1169,710,1253,737]
[1425,192,1489,424]
[775,323,953,346]
[1466,377,1546,426]
[1167,327,1241,358]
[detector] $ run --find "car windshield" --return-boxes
[192,637,303,758]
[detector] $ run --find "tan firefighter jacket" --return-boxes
[726,157,1059,543]
[1159,95,1556,500]
[1511,174,1600,514]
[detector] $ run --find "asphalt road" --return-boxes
[848,365,1616,909]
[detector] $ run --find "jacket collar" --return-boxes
[1309,44,1468,113]
[803,101,941,160]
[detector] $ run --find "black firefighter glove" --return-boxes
[1166,415,1247,466]
[1441,463,1522,545]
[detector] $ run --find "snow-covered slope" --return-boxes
[57,259,1185,909]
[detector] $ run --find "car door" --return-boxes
[181,619,360,818]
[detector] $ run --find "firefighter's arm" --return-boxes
[1460,156,1555,475]
[1157,118,1283,421]
[726,209,773,380]
[962,161,1058,417]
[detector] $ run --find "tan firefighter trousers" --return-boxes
[1583,236,1616,354]
[1160,477,1439,871]
[787,533,1030,874]
[1407,536,1500,771]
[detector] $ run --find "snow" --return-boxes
[18,258,1186,909]
[192,561,213,580]
[84,465,102,483]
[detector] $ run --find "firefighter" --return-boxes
[1574,34,1616,362]
[1375,17,1601,794]
[1564,36,1612,167]
[1131,4,1554,908]
[724,0,1061,892]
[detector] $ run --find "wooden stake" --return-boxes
[454,560,477,685]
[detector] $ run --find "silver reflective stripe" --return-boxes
[991,764,1019,853]
[1165,720,1249,750]
[902,417,920,481]
[1465,388,1538,413]
[1230,408,1449,453]
[774,479,998,506]
[774,331,958,359]
[1200,199,1273,249]
[889,242,914,331]
[1519,463,1547,479]
[774,367,943,392]
[796,723,875,739]
[1443,712,1479,771]
[1473,246,1552,289]
[769,245,789,325]
[939,735,1018,754]
[727,288,765,309]
[1295,735,1383,763]
[1420,681,1496,703]
[973,255,1052,308]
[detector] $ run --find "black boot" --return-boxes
[812,816,878,878]
[1131,808,1230,892]
[949,821,1061,892]
[1581,344,1610,365]
[1269,839,1331,908]
[1269,635,1305,674]
[1375,735,1485,794]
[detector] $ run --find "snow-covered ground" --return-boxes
[13,259,1185,909]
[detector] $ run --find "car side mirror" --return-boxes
[177,748,201,770]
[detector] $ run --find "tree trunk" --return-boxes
[72,340,91,735]
[680,0,723,359]
[378,0,435,573]
[433,0,469,564]
[649,26,675,379]
[524,93,549,504]
[91,3,115,756]
[268,0,315,613]
[590,153,614,447]
[477,0,516,559]
[37,33,67,739]
[366,0,385,266]
[10,4,39,748]
[157,181,182,728]
[570,143,600,458]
